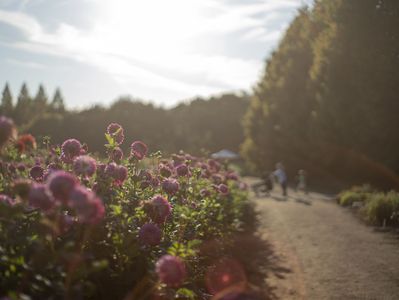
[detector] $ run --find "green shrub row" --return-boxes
[337,185,399,226]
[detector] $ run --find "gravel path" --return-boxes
[250,179,399,300]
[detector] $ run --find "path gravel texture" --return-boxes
[249,178,399,300]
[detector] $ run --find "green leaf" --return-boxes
[176,288,196,299]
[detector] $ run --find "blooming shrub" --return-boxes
[0,117,249,299]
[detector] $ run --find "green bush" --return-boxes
[338,184,374,206]
[364,192,399,226]
[338,185,399,227]
[338,191,367,206]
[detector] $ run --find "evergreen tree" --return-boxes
[242,8,319,173]
[51,88,65,113]
[310,0,399,172]
[14,83,32,125]
[1,83,13,117]
[33,84,48,115]
[243,0,399,188]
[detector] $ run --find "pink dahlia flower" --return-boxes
[29,183,54,211]
[151,177,160,187]
[212,174,223,185]
[105,162,118,178]
[110,147,123,163]
[156,255,186,287]
[161,178,179,195]
[208,159,221,172]
[140,180,151,190]
[107,123,124,145]
[73,155,97,177]
[61,139,82,163]
[138,223,162,246]
[159,164,172,178]
[130,141,148,160]
[17,163,26,172]
[0,116,17,147]
[70,186,105,224]
[149,195,172,224]
[116,165,128,183]
[218,184,229,196]
[226,172,239,181]
[29,165,44,181]
[47,171,78,204]
[176,164,189,177]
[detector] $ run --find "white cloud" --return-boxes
[5,57,46,69]
[0,0,304,104]
[0,9,41,37]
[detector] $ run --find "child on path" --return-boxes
[296,169,307,194]
[273,162,287,196]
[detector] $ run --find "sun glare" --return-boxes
[92,0,204,59]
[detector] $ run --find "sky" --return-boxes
[0,0,311,108]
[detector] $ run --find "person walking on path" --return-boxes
[274,162,287,196]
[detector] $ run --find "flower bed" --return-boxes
[0,116,250,299]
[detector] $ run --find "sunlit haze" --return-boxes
[0,0,310,107]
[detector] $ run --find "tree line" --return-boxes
[1,83,65,126]
[242,0,399,190]
[1,82,249,156]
